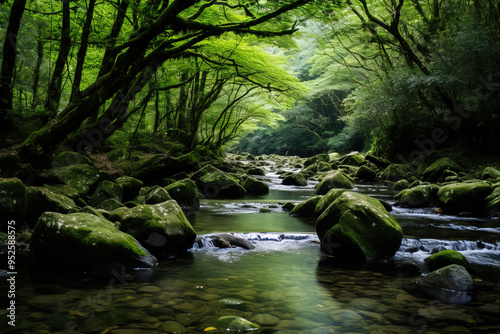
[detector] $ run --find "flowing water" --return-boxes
[2,168,500,334]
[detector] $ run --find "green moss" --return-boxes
[290,196,322,216]
[41,164,100,196]
[437,182,492,213]
[395,185,440,208]
[282,172,308,186]
[422,158,463,182]
[315,171,354,195]
[315,189,349,216]
[425,250,471,272]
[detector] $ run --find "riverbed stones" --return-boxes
[395,184,440,208]
[315,171,354,195]
[251,313,280,326]
[164,178,200,211]
[161,320,186,333]
[282,172,308,186]
[109,200,196,256]
[437,182,492,214]
[30,212,156,268]
[316,192,403,260]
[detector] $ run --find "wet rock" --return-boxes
[110,200,196,256]
[395,259,422,277]
[214,316,260,332]
[423,158,464,182]
[242,176,269,196]
[143,186,171,204]
[289,195,322,217]
[316,171,354,195]
[304,154,330,167]
[393,179,410,191]
[212,233,255,250]
[315,189,349,216]
[259,207,272,213]
[282,172,308,187]
[481,167,500,180]
[30,212,156,268]
[98,198,126,211]
[437,182,492,214]
[381,164,409,181]
[251,314,280,326]
[89,180,124,207]
[395,184,440,208]
[485,186,500,217]
[338,152,365,166]
[161,320,186,334]
[191,165,246,199]
[26,186,77,225]
[425,250,472,272]
[164,178,200,211]
[282,202,295,212]
[131,153,200,185]
[245,166,266,176]
[115,176,143,201]
[316,192,403,261]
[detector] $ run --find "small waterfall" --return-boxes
[398,238,500,253]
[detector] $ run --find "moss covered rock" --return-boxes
[242,176,269,196]
[338,152,365,166]
[115,176,143,201]
[191,165,246,199]
[89,181,123,207]
[422,158,463,182]
[51,151,93,167]
[214,316,260,332]
[143,186,171,204]
[30,212,156,268]
[41,184,80,201]
[0,178,27,226]
[395,185,440,208]
[40,164,100,196]
[304,154,330,167]
[381,164,409,181]
[414,264,474,298]
[315,189,349,216]
[109,200,196,256]
[282,172,308,187]
[164,178,200,211]
[131,153,200,184]
[354,165,378,182]
[485,186,500,217]
[425,250,472,272]
[315,171,354,195]
[365,153,391,169]
[97,198,126,211]
[393,179,410,192]
[26,186,77,226]
[289,196,322,216]
[437,182,492,214]
[481,167,500,180]
[316,192,403,261]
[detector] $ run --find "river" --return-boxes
[2,166,500,333]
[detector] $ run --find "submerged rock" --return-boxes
[109,200,196,256]
[164,178,200,211]
[437,182,492,214]
[30,212,156,268]
[316,192,403,261]
[315,171,354,195]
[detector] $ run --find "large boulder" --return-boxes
[39,164,100,196]
[422,158,463,182]
[395,185,440,208]
[315,171,354,195]
[354,164,378,182]
[109,200,196,256]
[282,172,308,187]
[30,212,156,268]
[338,152,365,166]
[413,264,474,303]
[289,196,322,216]
[242,176,269,196]
[437,182,492,214]
[424,250,472,272]
[316,192,403,261]
[115,176,143,201]
[191,165,246,199]
[143,186,172,204]
[26,186,77,225]
[314,189,349,216]
[131,153,200,184]
[88,181,123,207]
[164,179,200,211]
[0,178,27,227]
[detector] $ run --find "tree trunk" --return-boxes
[0,0,27,131]
[32,37,44,108]
[45,0,71,116]
[71,0,96,102]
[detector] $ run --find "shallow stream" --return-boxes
[2,168,500,333]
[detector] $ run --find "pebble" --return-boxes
[137,285,162,293]
[161,321,186,334]
[125,299,152,308]
[251,313,280,326]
